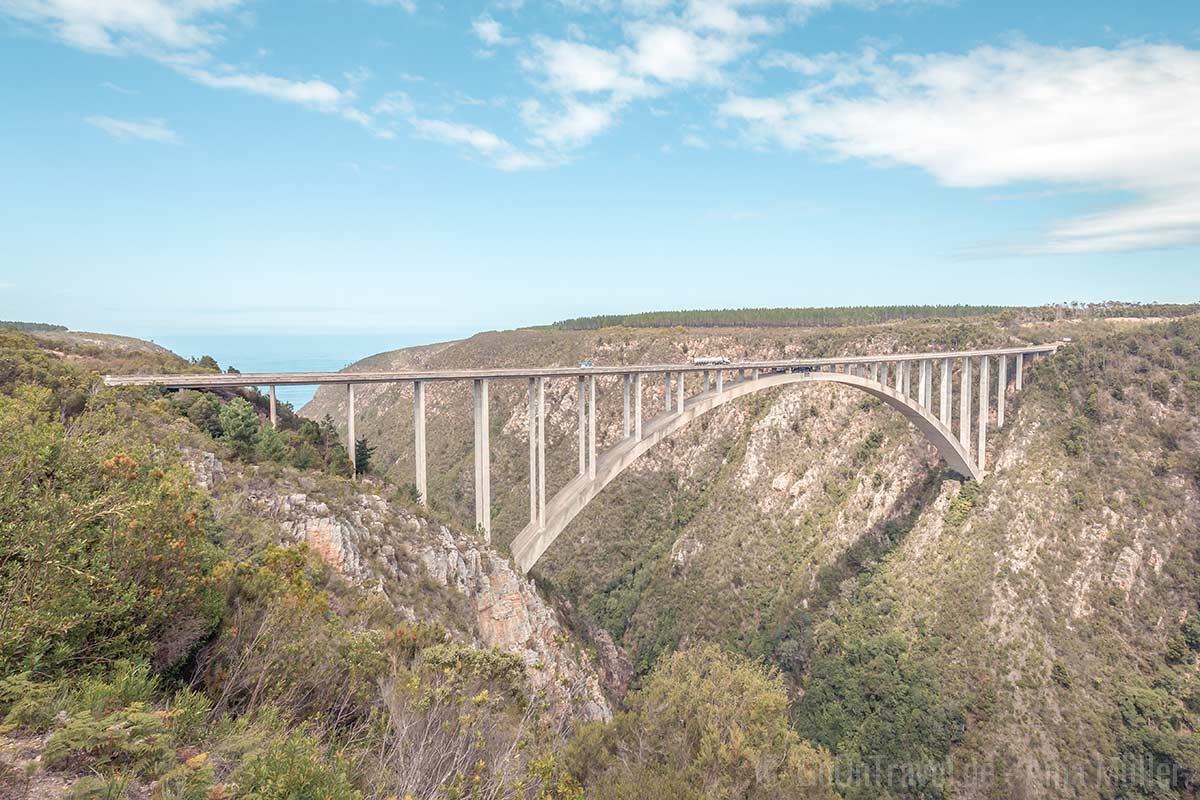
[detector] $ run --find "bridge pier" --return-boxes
[703,370,710,392]
[634,373,643,440]
[346,383,356,473]
[269,385,277,429]
[676,371,685,412]
[918,360,929,407]
[577,377,586,476]
[623,374,631,438]
[901,361,911,398]
[997,355,1007,428]
[472,378,490,540]
[716,370,724,393]
[414,380,427,505]
[664,372,671,414]
[528,379,536,527]
[977,357,989,471]
[1015,352,1024,391]
[588,376,597,479]
[959,357,972,455]
[940,358,951,426]
[538,378,546,526]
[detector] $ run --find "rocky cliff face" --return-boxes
[181,447,611,723]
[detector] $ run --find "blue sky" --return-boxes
[2,0,1199,336]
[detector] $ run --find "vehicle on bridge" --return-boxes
[692,356,730,365]
[578,361,593,368]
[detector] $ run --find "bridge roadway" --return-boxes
[105,343,1059,571]
[104,344,1054,388]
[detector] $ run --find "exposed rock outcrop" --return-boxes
[180,450,611,722]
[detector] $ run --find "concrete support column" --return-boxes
[901,361,911,398]
[977,357,989,471]
[634,374,643,441]
[676,371,685,412]
[347,383,356,472]
[752,368,760,381]
[577,377,586,476]
[703,370,710,392]
[716,370,724,392]
[1015,352,1024,391]
[871,362,880,383]
[739,368,746,381]
[527,379,537,527]
[588,376,597,480]
[538,378,546,526]
[997,355,1007,428]
[939,359,951,427]
[623,374,631,438]
[472,379,491,540]
[664,372,671,414]
[959,358,972,452]
[918,361,928,407]
[414,381,427,505]
[269,385,277,429]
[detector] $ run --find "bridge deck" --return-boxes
[103,344,1058,388]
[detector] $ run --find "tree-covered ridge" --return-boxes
[550,305,1010,329]
[0,321,66,332]
[548,302,1200,330]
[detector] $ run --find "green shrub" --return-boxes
[569,643,837,800]
[67,661,158,718]
[944,481,981,530]
[0,671,67,731]
[0,386,226,677]
[45,702,174,775]
[65,773,132,800]
[232,731,361,800]
[218,398,260,459]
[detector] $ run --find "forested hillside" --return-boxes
[307,310,1200,798]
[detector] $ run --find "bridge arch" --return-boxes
[510,369,978,573]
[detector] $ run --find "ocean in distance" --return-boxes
[147,331,469,411]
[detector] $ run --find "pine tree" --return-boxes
[354,436,375,476]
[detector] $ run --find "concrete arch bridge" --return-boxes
[106,344,1057,573]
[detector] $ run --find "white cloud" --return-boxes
[521,98,620,148]
[0,0,241,54]
[99,80,137,94]
[371,91,414,116]
[365,0,416,11]
[178,66,348,110]
[85,115,178,142]
[628,23,742,84]
[412,118,507,154]
[721,42,1200,253]
[472,15,513,47]
[410,118,546,170]
[525,36,645,95]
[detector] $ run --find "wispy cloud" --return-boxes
[0,0,241,54]
[410,117,547,170]
[85,115,178,143]
[99,80,137,94]
[365,0,416,11]
[721,42,1200,253]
